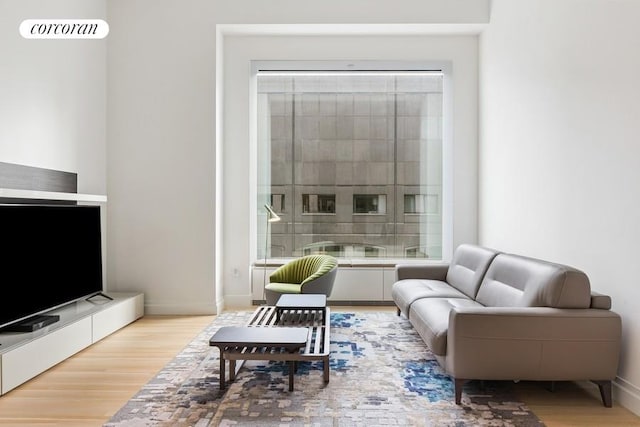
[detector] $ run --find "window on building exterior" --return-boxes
[354,194,386,214]
[257,70,444,260]
[302,194,335,214]
[404,194,439,214]
[270,194,285,213]
[302,242,384,258]
[405,246,429,258]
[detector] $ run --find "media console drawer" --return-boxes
[0,292,144,396]
[93,293,144,342]
[1,318,92,394]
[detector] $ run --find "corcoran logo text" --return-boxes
[20,19,109,39]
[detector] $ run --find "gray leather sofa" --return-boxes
[392,243,621,407]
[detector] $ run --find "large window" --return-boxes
[257,70,443,260]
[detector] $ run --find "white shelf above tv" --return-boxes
[0,188,107,203]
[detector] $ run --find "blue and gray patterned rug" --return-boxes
[105,311,544,426]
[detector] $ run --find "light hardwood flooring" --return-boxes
[0,308,638,427]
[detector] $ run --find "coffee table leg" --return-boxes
[323,356,330,382]
[229,359,236,381]
[288,361,295,391]
[218,348,226,389]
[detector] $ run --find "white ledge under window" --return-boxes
[255,258,443,268]
[0,188,107,203]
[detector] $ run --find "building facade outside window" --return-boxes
[257,70,443,260]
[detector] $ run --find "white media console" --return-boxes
[0,292,144,395]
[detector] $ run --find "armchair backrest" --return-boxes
[270,255,338,285]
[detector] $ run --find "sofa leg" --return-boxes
[396,307,400,316]
[454,378,467,405]
[592,380,613,407]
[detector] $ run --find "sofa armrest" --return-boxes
[395,263,449,281]
[445,307,621,381]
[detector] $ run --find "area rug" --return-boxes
[105,311,544,427]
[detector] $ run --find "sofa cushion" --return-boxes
[408,297,484,356]
[475,253,591,308]
[445,244,500,299]
[392,279,469,316]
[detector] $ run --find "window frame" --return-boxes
[251,60,455,263]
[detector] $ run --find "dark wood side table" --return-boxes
[209,326,308,391]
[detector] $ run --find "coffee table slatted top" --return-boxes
[210,326,308,349]
[245,305,331,359]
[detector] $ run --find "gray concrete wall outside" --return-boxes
[259,73,443,260]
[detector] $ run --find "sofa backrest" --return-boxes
[445,244,500,299]
[475,253,592,308]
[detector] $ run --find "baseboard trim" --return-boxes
[224,295,254,309]
[216,297,225,315]
[574,377,640,416]
[614,376,640,416]
[143,302,217,316]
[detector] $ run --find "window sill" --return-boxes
[254,258,442,268]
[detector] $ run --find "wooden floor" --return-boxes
[0,308,638,427]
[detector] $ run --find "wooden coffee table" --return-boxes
[209,302,331,392]
[209,326,309,391]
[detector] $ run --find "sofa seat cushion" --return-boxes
[476,253,591,308]
[392,279,469,316]
[408,297,483,356]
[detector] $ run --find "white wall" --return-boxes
[222,34,479,307]
[105,2,217,314]
[0,0,107,195]
[210,0,489,25]
[479,0,640,413]
[106,0,488,314]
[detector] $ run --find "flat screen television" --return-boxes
[0,204,104,331]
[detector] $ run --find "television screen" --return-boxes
[0,204,103,330]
